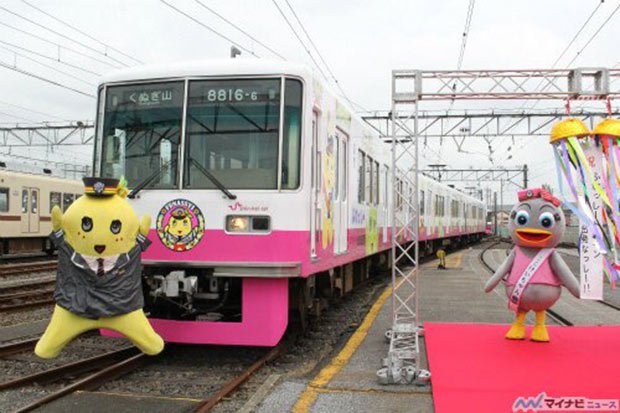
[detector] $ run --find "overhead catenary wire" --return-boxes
[0,110,36,123]
[497,0,610,162]
[0,39,101,76]
[0,100,66,120]
[160,0,260,58]
[20,0,143,65]
[271,0,327,80]
[0,45,96,87]
[193,0,286,60]
[0,4,130,68]
[0,20,122,69]
[564,1,620,68]
[456,0,475,70]
[281,0,365,111]
[0,60,95,98]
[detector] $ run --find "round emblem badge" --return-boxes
[156,199,205,252]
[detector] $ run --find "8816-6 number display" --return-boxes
[207,88,258,102]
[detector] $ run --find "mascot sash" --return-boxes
[508,247,554,312]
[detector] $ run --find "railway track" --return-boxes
[0,281,55,313]
[0,260,57,276]
[0,334,287,412]
[479,241,620,326]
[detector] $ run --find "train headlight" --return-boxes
[225,215,271,233]
[227,216,249,232]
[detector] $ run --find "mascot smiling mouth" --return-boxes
[94,245,106,254]
[516,229,552,244]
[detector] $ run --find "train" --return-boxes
[91,59,486,346]
[0,169,82,256]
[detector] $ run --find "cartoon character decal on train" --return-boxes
[321,125,335,250]
[156,199,205,252]
[366,207,378,254]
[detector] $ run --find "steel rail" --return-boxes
[0,261,57,276]
[14,352,148,413]
[0,347,137,390]
[0,337,39,357]
[192,343,287,413]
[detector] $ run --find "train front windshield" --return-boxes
[98,78,302,191]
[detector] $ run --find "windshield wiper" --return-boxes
[189,157,237,200]
[128,161,170,199]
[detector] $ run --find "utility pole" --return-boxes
[523,164,528,188]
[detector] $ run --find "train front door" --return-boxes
[333,130,348,254]
[20,187,39,233]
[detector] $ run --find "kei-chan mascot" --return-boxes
[35,177,164,359]
[484,188,579,342]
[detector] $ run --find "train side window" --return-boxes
[62,193,75,212]
[334,138,340,200]
[374,161,379,205]
[282,79,302,189]
[50,192,61,212]
[383,166,388,206]
[342,139,347,201]
[31,190,38,214]
[365,156,373,205]
[358,150,365,204]
[0,187,8,212]
[420,190,425,215]
[21,189,28,213]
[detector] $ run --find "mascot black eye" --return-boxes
[539,212,555,229]
[81,216,93,232]
[110,220,122,234]
[515,210,529,226]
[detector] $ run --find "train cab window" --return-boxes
[184,78,281,190]
[0,187,8,212]
[62,193,75,212]
[100,81,184,190]
[50,192,61,212]
[358,150,365,203]
[21,189,28,213]
[281,79,302,189]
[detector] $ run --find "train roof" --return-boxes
[99,59,314,85]
[0,169,82,185]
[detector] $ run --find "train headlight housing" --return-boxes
[226,215,271,233]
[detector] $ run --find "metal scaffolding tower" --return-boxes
[377,67,619,385]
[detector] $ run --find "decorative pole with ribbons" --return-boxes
[550,117,619,294]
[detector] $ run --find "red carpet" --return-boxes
[425,323,620,413]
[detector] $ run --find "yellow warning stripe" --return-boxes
[292,286,393,413]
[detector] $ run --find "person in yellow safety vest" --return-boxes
[437,248,447,270]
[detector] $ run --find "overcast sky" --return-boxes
[1,0,619,204]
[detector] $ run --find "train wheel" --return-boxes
[289,278,312,333]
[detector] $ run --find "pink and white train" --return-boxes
[92,60,485,346]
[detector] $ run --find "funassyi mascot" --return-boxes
[484,188,579,342]
[35,177,164,358]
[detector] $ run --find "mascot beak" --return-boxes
[515,228,552,245]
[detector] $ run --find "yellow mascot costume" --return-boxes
[35,177,164,359]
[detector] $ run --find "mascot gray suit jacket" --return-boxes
[50,229,151,319]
